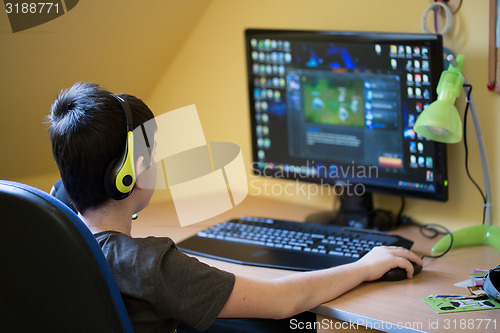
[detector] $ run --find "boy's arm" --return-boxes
[218,246,423,319]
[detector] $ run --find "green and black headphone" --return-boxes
[104,94,136,200]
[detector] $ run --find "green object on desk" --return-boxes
[432,224,500,254]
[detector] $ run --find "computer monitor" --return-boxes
[245,29,447,230]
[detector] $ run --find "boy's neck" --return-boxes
[79,201,133,236]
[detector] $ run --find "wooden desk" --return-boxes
[132,196,500,333]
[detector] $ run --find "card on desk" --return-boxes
[422,296,500,314]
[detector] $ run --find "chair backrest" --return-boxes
[0,180,134,332]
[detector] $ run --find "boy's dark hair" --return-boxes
[48,82,155,213]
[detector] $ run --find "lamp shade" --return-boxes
[413,54,465,144]
[413,99,462,143]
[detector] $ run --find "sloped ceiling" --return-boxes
[0,0,212,179]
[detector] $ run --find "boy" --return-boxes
[48,82,423,332]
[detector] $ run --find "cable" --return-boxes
[420,223,454,259]
[462,84,488,224]
[399,216,448,236]
[399,215,454,259]
[431,1,462,34]
[422,2,454,35]
[433,6,439,34]
[374,195,453,257]
[397,201,453,259]
[396,197,405,222]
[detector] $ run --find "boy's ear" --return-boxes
[134,156,146,190]
[134,156,156,190]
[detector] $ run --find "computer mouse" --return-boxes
[379,262,423,281]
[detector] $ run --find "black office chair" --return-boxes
[0,180,134,332]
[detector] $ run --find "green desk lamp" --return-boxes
[413,54,500,253]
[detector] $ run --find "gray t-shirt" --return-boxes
[95,231,235,333]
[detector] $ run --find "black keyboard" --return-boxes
[177,216,414,271]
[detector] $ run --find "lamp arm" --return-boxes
[463,76,492,226]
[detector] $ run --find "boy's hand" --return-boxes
[355,246,423,281]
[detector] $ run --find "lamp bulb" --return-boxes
[426,126,450,136]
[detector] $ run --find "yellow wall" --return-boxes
[147,0,499,231]
[0,0,211,182]
[3,0,498,232]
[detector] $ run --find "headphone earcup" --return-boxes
[104,131,136,200]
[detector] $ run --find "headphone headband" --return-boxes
[104,94,136,200]
[111,95,133,132]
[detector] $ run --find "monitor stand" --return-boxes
[305,192,397,230]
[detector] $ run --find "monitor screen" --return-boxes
[245,29,448,218]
